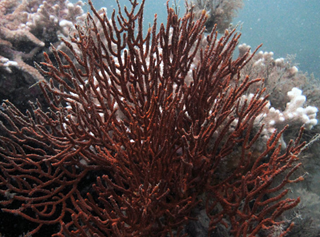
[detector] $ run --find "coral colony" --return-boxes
[0,0,85,109]
[0,0,319,236]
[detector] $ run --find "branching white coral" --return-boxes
[240,87,318,151]
[261,87,318,132]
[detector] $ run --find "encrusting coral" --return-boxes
[0,0,319,237]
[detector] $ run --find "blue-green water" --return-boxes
[234,0,320,80]
[87,0,320,79]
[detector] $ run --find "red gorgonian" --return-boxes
[0,0,304,236]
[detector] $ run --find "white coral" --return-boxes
[261,87,318,132]
[244,87,318,151]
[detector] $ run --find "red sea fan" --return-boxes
[0,0,304,236]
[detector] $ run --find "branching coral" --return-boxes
[0,0,316,236]
[0,0,85,110]
[188,0,244,33]
[235,41,320,237]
